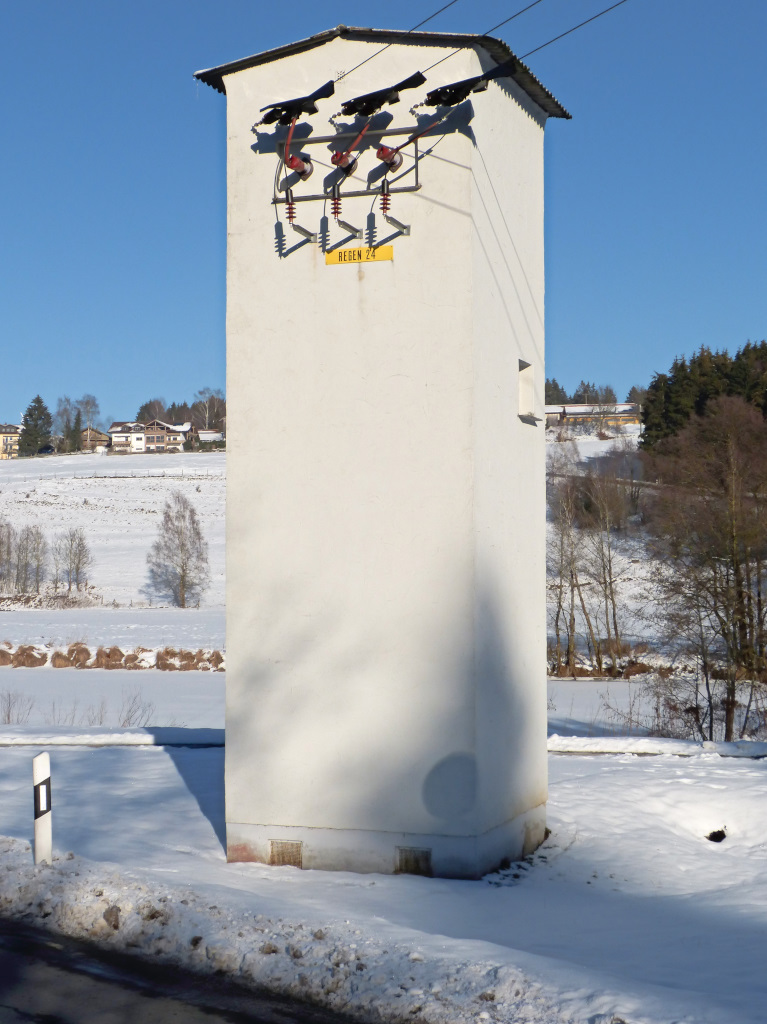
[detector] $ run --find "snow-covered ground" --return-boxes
[1,669,766,1023]
[0,607,225,651]
[2,443,766,1023]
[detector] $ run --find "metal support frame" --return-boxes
[337,220,363,239]
[273,126,424,209]
[291,223,318,242]
[383,213,410,236]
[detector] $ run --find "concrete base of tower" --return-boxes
[226,805,546,879]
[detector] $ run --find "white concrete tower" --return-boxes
[195,26,569,879]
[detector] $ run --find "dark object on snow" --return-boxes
[706,828,727,843]
[102,905,120,930]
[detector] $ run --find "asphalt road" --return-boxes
[0,918,358,1024]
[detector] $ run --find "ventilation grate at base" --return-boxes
[269,840,303,868]
[395,846,432,876]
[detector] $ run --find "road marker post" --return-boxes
[33,752,52,865]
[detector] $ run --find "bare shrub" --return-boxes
[67,643,91,668]
[92,646,124,669]
[82,698,109,726]
[11,645,47,668]
[118,689,155,728]
[155,647,179,671]
[45,699,79,726]
[50,650,72,668]
[0,690,35,724]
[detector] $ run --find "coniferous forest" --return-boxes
[641,340,767,447]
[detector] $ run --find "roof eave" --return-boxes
[193,24,570,119]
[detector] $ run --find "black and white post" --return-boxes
[33,752,52,865]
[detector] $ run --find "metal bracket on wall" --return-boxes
[272,128,422,209]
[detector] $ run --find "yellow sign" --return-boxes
[326,245,393,266]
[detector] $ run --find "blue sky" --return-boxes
[1,1,764,423]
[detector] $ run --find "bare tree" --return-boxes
[579,469,632,666]
[547,442,593,675]
[51,534,65,593]
[136,398,167,423]
[76,394,101,433]
[14,526,33,593]
[191,388,226,432]
[53,529,93,592]
[29,527,48,594]
[646,396,767,740]
[146,491,210,607]
[54,396,76,451]
[0,520,15,593]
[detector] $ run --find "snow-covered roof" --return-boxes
[108,421,145,433]
[545,404,639,415]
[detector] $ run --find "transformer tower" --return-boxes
[195,26,569,878]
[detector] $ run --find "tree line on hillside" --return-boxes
[550,385,767,743]
[0,521,93,596]
[15,387,225,456]
[545,379,647,406]
[641,340,767,447]
[135,388,225,432]
[0,491,210,609]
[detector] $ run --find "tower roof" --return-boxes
[193,25,570,119]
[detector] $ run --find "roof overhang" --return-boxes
[194,25,570,119]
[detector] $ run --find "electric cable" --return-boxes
[521,0,632,58]
[422,0,547,73]
[337,0,464,81]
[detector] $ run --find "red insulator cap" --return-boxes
[286,154,314,181]
[376,146,403,172]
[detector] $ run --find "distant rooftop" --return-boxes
[194,24,570,119]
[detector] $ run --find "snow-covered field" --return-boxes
[0,607,225,651]
[1,447,766,1024]
[0,451,225,607]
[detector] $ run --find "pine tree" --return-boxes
[625,385,647,405]
[70,408,82,451]
[545,378,569,404]
[571,380,599,404]
[18,396,53,456]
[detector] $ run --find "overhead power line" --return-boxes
[422,0,547,73]
[337,0,464,81]
[336,0,633,91]
[521,0,633,58]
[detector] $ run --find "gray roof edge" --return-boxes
[193,25,570,119]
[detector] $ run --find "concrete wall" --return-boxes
[223,35,549,877]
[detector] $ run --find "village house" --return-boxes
[0,425,20,459]
[108,420,191,454]
[80,426,110,451]
[196,428,224,445]
[143,420,189,452]
[544,403,641,430]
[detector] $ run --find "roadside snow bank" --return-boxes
[0,836,568,1024]
[0,726,224,746]
[548,734,767,758]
